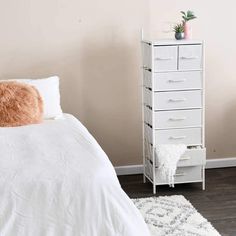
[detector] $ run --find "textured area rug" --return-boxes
[133,195,221,236]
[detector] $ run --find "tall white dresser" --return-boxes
[141,39,206,194]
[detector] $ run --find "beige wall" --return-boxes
[0,0,149,166]
[1,0,235,166]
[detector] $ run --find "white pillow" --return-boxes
[24,76,63,119]
[1,76,63,119]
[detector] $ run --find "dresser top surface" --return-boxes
[142,39,203,46]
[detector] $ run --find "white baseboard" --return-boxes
[205,157,236,168]
[115,165,144,176]
[115,157,236,176]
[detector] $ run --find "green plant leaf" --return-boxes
[181,10,197,22]
[187,10,191,15]
[173,23,184,33]
[180,11,186,16]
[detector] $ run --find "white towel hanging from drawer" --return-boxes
[156,144,187,187]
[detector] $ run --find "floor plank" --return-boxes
[118,167,236,236]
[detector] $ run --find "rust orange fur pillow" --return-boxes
[0,82,43,127]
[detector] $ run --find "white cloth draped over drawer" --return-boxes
[156,144,187,187]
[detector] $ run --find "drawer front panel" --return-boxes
[178,148,206,167]
[156,166,202,184]
[154,46,178,72]
[174,166,202,183]
[154,71,202,91]
[155,128,202,145]
[154,109,202,129]
[145,146,206,167]
[146,163,202,184]
[154,90,202,110]
[179,45,202,70]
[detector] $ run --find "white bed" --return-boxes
[0,114,150,236]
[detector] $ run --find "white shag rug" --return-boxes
[133,195,221,236]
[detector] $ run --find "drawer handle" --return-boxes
[180,56,198,60]
[155,57,173,61]
[174,172,186,177]
[169,117,186,121]
[180,156,191,161]
[169,136,186,140]
[168,98,186,102]
[168,79,186,83]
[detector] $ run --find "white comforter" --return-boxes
[0,114,150,236]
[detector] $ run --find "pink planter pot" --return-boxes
[184,22,192,39]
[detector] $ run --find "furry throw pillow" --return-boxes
[0,82,43,127]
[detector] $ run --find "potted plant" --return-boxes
[173,23,184,40]
[181,10,197,39]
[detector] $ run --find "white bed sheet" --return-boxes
[0,114,150,236]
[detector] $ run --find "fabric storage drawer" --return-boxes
[143,88,152,107]
[146,162,202,184]
[144,124,153,144]
[153,90,202,110]
[178,148,206,167]
[144,106,152,126]
[142,43,152,69]
[179,45,202,70]
[154,46,178,72]
[143,69,152,89]
[145,146,206,167]
[157,166,202,184]
[152,109,202,129]
[173,166,202,184]
[153,71,202,91]
[155,127,202,146]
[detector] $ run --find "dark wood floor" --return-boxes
[118,167,236,236]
